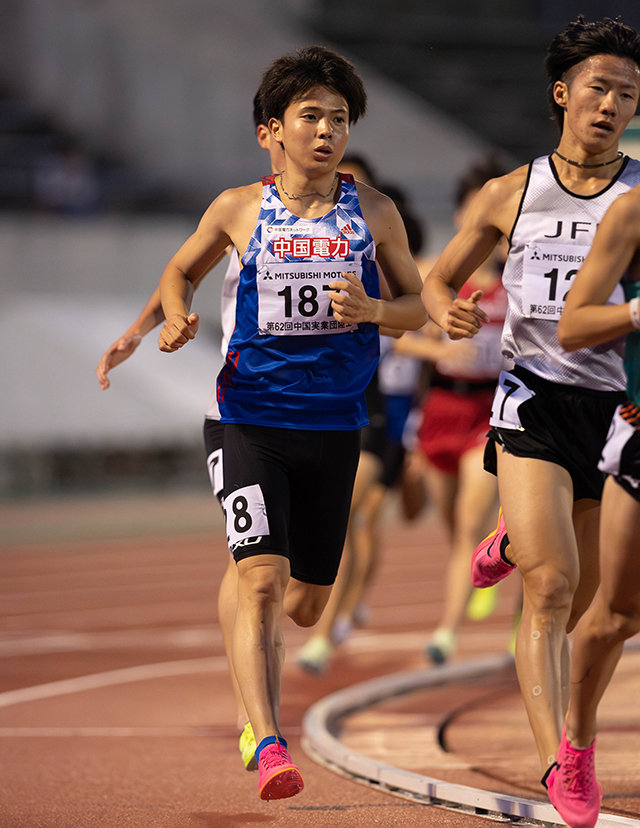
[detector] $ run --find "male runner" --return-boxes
[422,15,640,800]
[157,45,426,799]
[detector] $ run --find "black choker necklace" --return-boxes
[553,150,624,168]
[277,171,339,200]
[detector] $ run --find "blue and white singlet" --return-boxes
[217,173,380,430]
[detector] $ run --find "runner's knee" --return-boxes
[238,563,285,610]
[284,586,329,627]
[524,564,574,612]
[605,604,640,642]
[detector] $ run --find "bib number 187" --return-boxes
[277,284,335,318]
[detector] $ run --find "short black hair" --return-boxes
[258,45,367,125]
[338,153,378,186]
[545,16,640,130]
[252,90,265,129]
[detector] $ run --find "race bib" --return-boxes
[224,484,270,551]
[489,370,535,430]
[206,447,224,500]
[257,262,362,335]
[522,242,588,320]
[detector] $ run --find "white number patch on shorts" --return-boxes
[224,484,270,550]
[489,370,535,430]
[206,448,224,500]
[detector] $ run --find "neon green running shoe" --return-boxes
[296,635,332,675]
[509,606,522,657]
[239,721,258,771]
[425,628,457,665]
[466,584,499,620]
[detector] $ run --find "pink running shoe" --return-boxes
[257,738,304,801]
[471,509,515,588]
[547,728,602,828]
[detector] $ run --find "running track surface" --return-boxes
[2,490,639,828]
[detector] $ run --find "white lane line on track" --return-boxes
[0,630,440,710]
[0,630,442,713]
[0,626,510,657]
[0,727,212,737]
[0,627,221,655]
[0,656,224,709]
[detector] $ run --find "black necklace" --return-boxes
[553,150,624,168]
[278,171,339,200]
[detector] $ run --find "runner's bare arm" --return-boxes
[393,320,474,363]
[158,187,257,352]
[97,287,174,387]
[334,188,426,330]
[97,249,229,386]
[558,190,640,350]
[422,170,525,340]
[375,270,405,337]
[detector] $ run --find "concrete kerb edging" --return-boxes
[301,652,640,827]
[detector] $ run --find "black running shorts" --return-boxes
[222,423,361,585]
[484,365,626,501]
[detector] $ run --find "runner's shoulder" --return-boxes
[479,164,528,206]
[199,181,263,228]
[470,164,528,233]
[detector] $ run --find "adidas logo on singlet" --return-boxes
[341,223,355,235]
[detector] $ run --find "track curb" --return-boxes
[301,652,640,827]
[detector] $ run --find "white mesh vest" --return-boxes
[205,250,241,420]
[501,154,640,390]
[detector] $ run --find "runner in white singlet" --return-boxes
[421,15,640,803]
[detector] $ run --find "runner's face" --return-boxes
[271,85,350,175]
[556,54,640,154]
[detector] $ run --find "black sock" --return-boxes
[540,762,558,789]
[499,533,513,565]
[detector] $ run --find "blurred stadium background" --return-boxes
[2,0,640,498]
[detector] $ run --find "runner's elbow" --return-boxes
[556,320,581,351]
